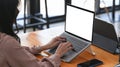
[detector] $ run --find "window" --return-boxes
[96,0,120,14]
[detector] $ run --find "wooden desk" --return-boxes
[18,26,118,67]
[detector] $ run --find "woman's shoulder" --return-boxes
[0,32,19,48]
[0,32,14,41]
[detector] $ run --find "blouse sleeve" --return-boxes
[21,46,42,55]
[2,35,61,67]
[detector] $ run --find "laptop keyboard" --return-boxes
[61,32,90,52]
[49,32,90,61]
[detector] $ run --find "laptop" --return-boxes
[93,18,118,54]
[49,4,95,62]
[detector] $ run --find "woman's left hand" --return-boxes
[44,36,66,49]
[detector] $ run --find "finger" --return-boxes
[58,41,72,48]
[63,46,73,54]
[57,42,65,50]
[56,36,66,41]
[58,42,72,51]
[67,46,73,51]
[64,42,72,47]
[54,41,62,46]
[59,36,66,39]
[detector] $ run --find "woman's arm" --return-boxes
[3,35,61,67]
[25,32,66,54]
[21,45,47,55]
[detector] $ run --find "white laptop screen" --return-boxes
[71,0,95,12]
[65,5,94,41]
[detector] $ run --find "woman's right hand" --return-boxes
[55,42,73,57]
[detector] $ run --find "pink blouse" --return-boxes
[0,33,61,67]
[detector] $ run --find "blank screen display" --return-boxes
[66,5,94,41]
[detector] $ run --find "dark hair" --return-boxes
[0,0,20,42]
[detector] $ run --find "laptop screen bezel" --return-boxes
[65,4,95,42]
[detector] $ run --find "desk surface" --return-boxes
[18,26,118,67]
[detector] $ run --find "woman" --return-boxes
[0,0,72,67]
